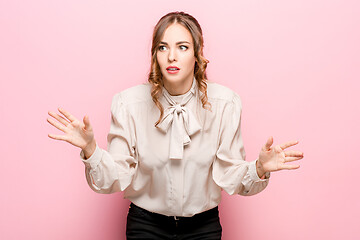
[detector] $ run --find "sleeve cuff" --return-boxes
[249,159,270,182]
[80,143,102,169]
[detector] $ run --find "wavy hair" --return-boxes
[148,11,212,127]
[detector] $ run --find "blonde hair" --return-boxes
[148,11,212,127]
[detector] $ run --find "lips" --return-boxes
[166,65,180,74]
[166,66,180,70]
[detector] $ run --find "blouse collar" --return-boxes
[157,77,202,160]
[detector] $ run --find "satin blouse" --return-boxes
[80,77,270,217]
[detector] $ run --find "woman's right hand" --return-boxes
[47,107,96,158]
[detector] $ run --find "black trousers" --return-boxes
[126,202,222,239]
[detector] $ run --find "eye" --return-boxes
[158,45,167,51]
[180,45,188,50]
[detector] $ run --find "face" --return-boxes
[156,23,196,93]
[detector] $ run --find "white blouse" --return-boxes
[80,77,270,217]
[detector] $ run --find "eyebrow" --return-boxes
[159,41,191,45]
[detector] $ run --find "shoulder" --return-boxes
[206,81,242,105]
[112,83,152,106]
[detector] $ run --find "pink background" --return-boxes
[1,0,359,239]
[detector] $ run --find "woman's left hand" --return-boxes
[257,136,304,177]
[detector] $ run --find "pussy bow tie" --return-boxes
[157,78,202,160]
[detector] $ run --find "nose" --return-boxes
[168,48,177,62]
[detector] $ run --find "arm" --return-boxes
[79,93,138,194]
[212,93,270,197]
[47,95,137,194]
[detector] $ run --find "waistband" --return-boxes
[129,202,219,221]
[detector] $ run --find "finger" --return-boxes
[279,140,299,150]
[280,163,300,170]
[263,136,273,151]
[47,117,67,132]
[48,133,68,142]
[284,150,304,157]
[48,111,70,126]
[59,114,70,125]
[83,115,92,131]
[58,107,77,122]
[275,145,283,153]
[285,156,303,162]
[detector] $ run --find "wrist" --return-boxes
[256,159,266,179]
[83,140,96,159]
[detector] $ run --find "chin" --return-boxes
[164,75,186,83]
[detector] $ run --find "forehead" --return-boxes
[161,23,193,43]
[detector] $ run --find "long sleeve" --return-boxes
[79,93,138,194]
[212,93,270,196]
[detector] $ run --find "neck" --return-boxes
[163,75,194,96]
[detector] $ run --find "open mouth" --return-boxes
[166,66,180,74]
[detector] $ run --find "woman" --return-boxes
[47,11,303,239]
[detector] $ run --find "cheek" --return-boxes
[156,53,164,68]
[185,54,196,68]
